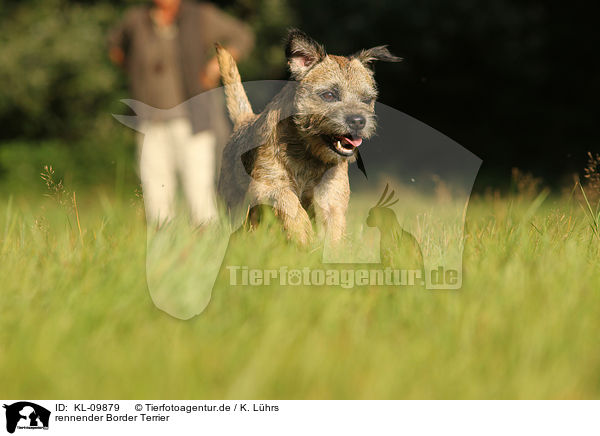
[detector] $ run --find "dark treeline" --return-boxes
[290,0,599,187]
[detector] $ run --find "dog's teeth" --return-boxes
[336,140,342,149]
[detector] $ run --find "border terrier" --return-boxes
[216,29,401,246]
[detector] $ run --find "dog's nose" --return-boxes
[346,114,366,130]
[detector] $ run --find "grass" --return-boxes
[0,180,599,399]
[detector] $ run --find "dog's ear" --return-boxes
[285,28,326,79]
[353,46,403,68]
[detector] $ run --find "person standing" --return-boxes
[109,0,254,225]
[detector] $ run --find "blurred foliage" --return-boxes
[0,124,136,196]
[0,0,295,190]
[0,0,122,140]
[0,0,294,142]
[223,0,295,79]
[0,0,597,190]
[0,0,136,191]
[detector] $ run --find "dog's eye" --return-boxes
[320,91,339,102]
[362,98,375,105]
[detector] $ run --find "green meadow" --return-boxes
[1,175,599,399]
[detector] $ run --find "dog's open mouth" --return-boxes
[329,135,363,156]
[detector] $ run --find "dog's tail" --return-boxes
[215,43,254,128]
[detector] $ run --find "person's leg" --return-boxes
[171,118,217,225]
[138,121,177,225]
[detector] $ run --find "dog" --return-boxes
[216,29,401,246]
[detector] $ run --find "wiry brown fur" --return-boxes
[216,29,401,245]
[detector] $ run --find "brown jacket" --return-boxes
[109,0,254,133]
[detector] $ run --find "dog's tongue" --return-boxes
[342,136,363,147]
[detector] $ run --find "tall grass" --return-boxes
[0,176,599,399]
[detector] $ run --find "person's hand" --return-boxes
[199,56,221,89]
[109,47,125,66]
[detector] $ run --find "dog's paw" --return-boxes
[288,217,314,247]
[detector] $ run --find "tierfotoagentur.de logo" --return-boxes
[3,402,50,434]
[227,265,459,288]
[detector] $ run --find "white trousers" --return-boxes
[138,117,217,225]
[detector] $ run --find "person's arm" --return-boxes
[107,10,134,67]
[199,4,255,89]
[216,12,254,60]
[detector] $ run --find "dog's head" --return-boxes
[285,29,402,163]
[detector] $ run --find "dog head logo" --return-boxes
[3,402,50,434]
[114,30,481,319]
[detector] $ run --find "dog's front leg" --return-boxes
[314,201,347,244]
[249,182,313,246]
[277,191,314,246]
[313,164,350,244]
